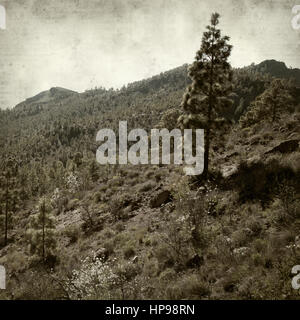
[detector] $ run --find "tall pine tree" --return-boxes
[178,13,233,178]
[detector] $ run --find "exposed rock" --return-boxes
[221,164,238,179]
[195,186,206,194]
[132,256,138,263]
[287,132,299,139]
[246,155,261,165]
[149,190,171,208]
[265,139,299,154]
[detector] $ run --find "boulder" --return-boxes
[149,190,171,208]
[265,139,299,154]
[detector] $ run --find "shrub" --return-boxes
[165,274,210,299]
[103,239,115,257]
[231,229,249,247]
[93,192,102,203]
[64,225,81,244]
[246,217,263,236]
[115,222,125,233]
[123,245,136,260]
[81,204,104,233]
[66,199,80,211]
[137,181,156,193]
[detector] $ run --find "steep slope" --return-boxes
[0,59,299,300]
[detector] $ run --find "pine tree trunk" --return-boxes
[4,201,8,246]
[204,126,210,178]
[4,176,8,246]
[272,102,276,123]
[42,207,45,261]
[204,50,214,179]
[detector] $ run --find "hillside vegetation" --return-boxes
[0,58,299,300]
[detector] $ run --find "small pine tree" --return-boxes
[0,159,20,246]
[178,12,233,178]
[27,197,56,262]
[89,160,100,182]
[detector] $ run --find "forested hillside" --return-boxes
[0,58,299,300]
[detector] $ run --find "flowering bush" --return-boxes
[64,172,81,193]
[66,252,117,299]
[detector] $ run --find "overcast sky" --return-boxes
[0,0,299,109]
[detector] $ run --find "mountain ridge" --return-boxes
[14,87,78,109]
[246,59,300,85]
[12,59,300,110]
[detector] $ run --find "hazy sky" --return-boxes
[0,0,299,108]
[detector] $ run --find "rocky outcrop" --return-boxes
[149,190,171,208]
[221,164,238,179]
[265,139,299,154]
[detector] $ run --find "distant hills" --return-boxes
[15,87,77,109]
[13,59,300,112]
[244,59,300,85]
